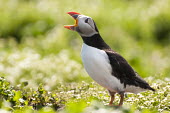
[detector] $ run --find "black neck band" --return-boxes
[81,34,110,50]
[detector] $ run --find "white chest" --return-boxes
[81,43,124,92]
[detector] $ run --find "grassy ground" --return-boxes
[0,77,170,113]
[0,0,170,112]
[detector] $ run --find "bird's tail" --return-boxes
[148,86,155,92]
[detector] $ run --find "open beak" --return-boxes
[64,12,81,31]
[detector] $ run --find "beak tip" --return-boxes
[67,11,81,15]
[64,25,74,31]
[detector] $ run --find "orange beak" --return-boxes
[64,12,81,31]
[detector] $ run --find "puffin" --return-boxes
[64,12,155,106]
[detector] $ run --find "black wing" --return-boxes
[105,50,155,91]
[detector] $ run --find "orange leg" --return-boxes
[108,91,124,106]
[108,91,116,106]
[118,92,124,106]
[109,94,115,105]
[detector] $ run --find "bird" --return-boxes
[64,12,155,106]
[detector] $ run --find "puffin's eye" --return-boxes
[85,18,89,23]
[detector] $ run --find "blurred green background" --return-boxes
[0,0,170,89]
[0,0,170,112]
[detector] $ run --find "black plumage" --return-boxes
[82,33,155,91]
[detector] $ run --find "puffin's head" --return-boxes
[64,12,99,37]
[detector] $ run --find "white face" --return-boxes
[76,15,98,37]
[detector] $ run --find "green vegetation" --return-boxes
[0,0,170,112]
[0,77,170,113]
